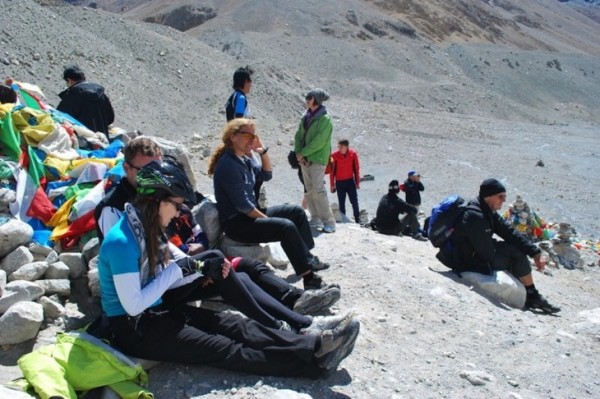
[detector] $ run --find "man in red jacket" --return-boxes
[329,139,361,223]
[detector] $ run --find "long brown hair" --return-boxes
[207,118,255,176]
[133,195,169,276]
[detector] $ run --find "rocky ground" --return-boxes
[1,0,600,398]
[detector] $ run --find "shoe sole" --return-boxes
[294,288,341,315]
[319,320,360,371]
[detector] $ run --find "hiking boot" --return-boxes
[322,224,336,233]
[308,256,330,271]
[304,273,341,291]
[412,233,428,242]
[293,286,341,315]
[315,319,360,371]
[524,292,561,314]
[300,310,354,336]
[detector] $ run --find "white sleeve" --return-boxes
[113,263,184,316]
[98,207,123,237]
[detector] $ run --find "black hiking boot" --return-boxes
[524,291,561,314]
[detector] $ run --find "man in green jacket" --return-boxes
[294,89,336,233]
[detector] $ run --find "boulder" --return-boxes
[265,242,289,270]
[44,250,60,264]
[152,136,198,189]
[59,252,86,278]
[0,269,5,289]
[45,261,71,279]
[88,268,100,297]
[0,245,34,275]
[0,218,34,258]
[458,270,526,309]
[0,301,43,345]
[81,237,100,265]
[8,261,49,282]
[193,199,223,248]
[34,279,70,296]
[0,188,16,210]
[219,236,269,262]
[38,296,66,319]
[88,255,99,270]
[28,242,54,257]
[0,280,45,313]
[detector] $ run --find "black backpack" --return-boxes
[225,91,246,121]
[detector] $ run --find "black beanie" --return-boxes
[388,179,400,194]
[479,178,506,198]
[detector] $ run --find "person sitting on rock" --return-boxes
[97,160,360,377]
[208,118,333,291]
[440,178,560,314]
[95,137,341,319]
[374,180,427,241]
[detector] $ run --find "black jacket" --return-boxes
[450,196,540,274]
[57,81,115,136]
[402,179,424,206]
[374,193,417,231]
[94,178,136,241]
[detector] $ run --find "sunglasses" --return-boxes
[164,198,184,212]
[126,161,142,172]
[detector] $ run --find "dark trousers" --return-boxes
[164,252,311,330]
[335,179,360,222]
[109,306,321,378]
[223,204,315,276]
[235,258,303,308]
[490,241,532,278]
[378,212,419,236]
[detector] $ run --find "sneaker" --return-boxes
[300,310,354,336]
[315,319,360,371]
[322,224,336,233]
[293,286,341,315]
[524,292,561,314]
[412,233,428,241]
[309,256,330,271]
[309,218,324,229]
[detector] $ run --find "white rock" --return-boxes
[58,252,86,278]
[45,261,71,280]
[44,250,60,264]
[0,246,34,275]
[28,242,54,256]
[8,261,49,282]
[0,281,45,313]
[219,236,269,262]
[81,237,100,264]
[88,255,99,270]
[0,218,34,258]
[266,242,289,270]
[0,269,5,289]
[38,296,66,319]
[193,199,223,248]
[88,268,100,297]
[459,370,495,386]
[0,384,37,398]
[572,307,600,336]
[458,270,526,309]
[0,301,43,345]
[152,136,198,189]
[34,279,70,296]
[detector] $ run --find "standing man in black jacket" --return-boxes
[57,65,115,139]
[449,178,560,314]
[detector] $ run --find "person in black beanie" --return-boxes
[443,178,560,313]
[373,180,427,241]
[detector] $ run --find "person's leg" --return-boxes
[109,309,322,378]
[303,163,335,227]
[234,272,312,330]
[335,181,347,217]
[399,213,420,235]
[235,258,303,308]
[223,215,312,276]
[266,204,315,250]
[345,181,360,223]
[300,164,319,223]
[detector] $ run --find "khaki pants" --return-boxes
[300,162,335,227]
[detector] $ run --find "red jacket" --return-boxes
[329,149,360,188]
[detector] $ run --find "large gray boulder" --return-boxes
[459,270,526,309]
[0,218,34,258]
[219,236,269,262]
[45,261,71,280]
[0,301,44,345]
[152,136,198,189]
[34,279,71,297]
[0,280,45,314]
[0,245,34,275]
[58,252,86,278]
[8,261,49,282]
[81,237,100,265]
[38,296,66,319]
